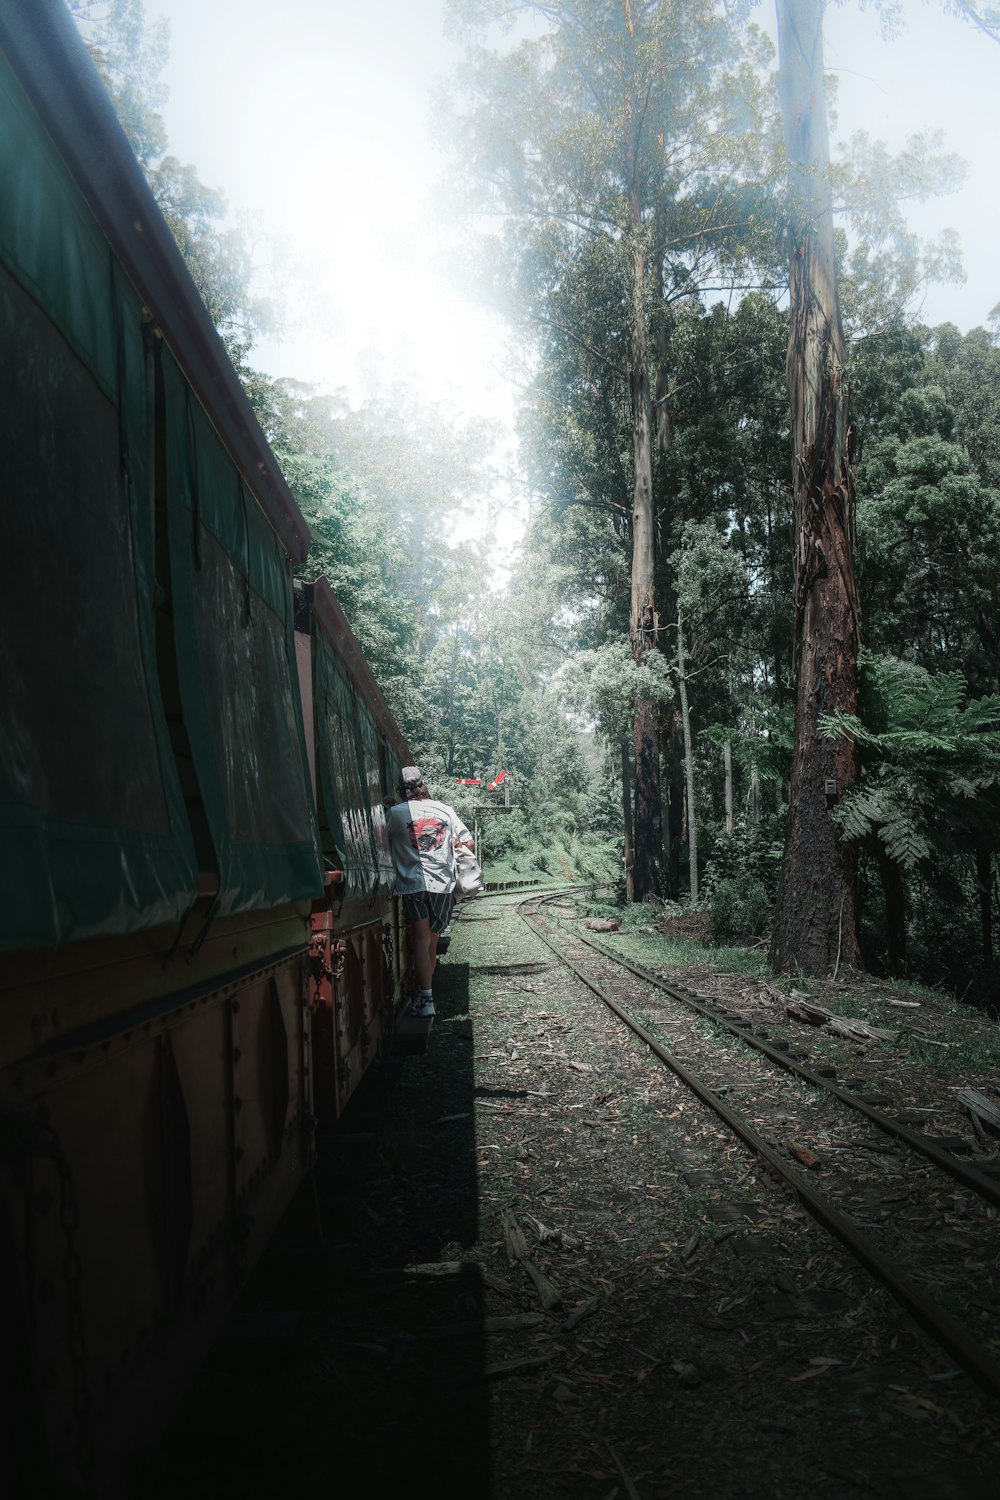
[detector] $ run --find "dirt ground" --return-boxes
[149,890,1000,1500]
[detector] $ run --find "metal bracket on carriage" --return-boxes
[306,932,335,1014]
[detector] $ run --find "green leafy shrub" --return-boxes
[701,817,783,898]
[709,876,773,943]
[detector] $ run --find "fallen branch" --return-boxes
[522,1259,563,1311]
[411,1312,547,1341]
[502,1210,528,1264]
[363,1260,520,1298]
[786,997,896,1043]
[958,1087,1000,1139]
[502,1210,563,1310]
[482,1353,555,1381]
[563,1295,600,1331]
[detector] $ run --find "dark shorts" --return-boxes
[402,890,455,933]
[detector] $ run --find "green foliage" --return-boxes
[833,129,966,334]
[702,818,783,894]
[671,519,749,649]
[67,1,168,165]
[68,0,277,370]
[702,704,794,794]
[924,323,1000,489]
[558,642,674,741]
[442,0,778,735]
[709,876,772,943]
[260,374,498,755]
[857,376,1000,691]
[823,651,1000,870]
[939,4,1000,44]
[853,851,1000,1011]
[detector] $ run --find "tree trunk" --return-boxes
[769,0,862,976]
[626,253,661,904]
[632,697,661,900]
[876,848,907,977]
[445,635,459,776]
[663,717,684,900]
[724,740,734,836]
[624,0,661,903]
[750,761,761,825]
[677,615,698,903]
[621,739,635,901]
[975,847,993,965]
[766,493,785,708]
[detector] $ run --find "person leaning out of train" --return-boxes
[384,766,473,1018]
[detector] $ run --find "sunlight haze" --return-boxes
[152,0,1000,439]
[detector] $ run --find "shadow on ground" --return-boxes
[133,959,490,1499]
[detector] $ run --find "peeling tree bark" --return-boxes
[769,0,862,975]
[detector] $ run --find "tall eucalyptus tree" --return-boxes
[445,0,769,898]
[768,0,863,973]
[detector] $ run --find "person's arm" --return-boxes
[451,808,475,851]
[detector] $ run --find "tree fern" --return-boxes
[822,650,1000,871]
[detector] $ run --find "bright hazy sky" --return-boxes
[153,0,1000,424]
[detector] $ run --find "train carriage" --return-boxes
[0,1,412,1486]
[295,577,410,1120]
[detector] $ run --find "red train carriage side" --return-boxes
[0,1,411,1487]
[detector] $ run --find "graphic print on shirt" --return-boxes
[408,816,449,856]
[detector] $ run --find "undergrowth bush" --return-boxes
[701,817,783,896]
[700,818,780,943]
[709,875,773,942]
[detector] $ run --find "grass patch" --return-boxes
[589,926,770,983]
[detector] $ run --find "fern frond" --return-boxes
[879,815,931,870]
[821,711,877,748]
[961,695,1000,733]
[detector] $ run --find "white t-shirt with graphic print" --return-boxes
[385,798,473,895]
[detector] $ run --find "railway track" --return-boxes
[520,892,1000,1401]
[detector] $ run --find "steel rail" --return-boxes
[484,881,595,895]
[538,901,1000,1211]
[520,899,1000,1402]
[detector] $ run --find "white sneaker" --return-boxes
[410,995,436,1018]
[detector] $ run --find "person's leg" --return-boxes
[427,929,440,979]
[427,891,455,975]
[409,914,434,991]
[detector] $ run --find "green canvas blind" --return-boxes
[0,54,198,947]
[356,697,395,895]
[161,350,324,915]
[313,634,381,905]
